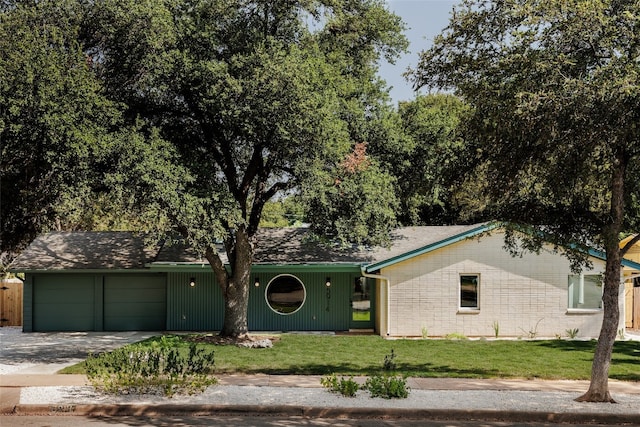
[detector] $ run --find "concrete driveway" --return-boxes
[0,327,157,375]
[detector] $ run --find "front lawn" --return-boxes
[61,334,640,381]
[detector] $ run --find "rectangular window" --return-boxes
[460,274,479,310]
[568,274,602,309]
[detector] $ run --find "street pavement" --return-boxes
[1,327,639,425]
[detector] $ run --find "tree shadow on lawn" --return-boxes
[536,339,639,357]
[535,340,596,352]
[535,339,640,361]
[218,362,502,378]
[535,340,640,381]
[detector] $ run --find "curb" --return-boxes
[11,403,640,424]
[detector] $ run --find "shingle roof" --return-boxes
[153,224,489,266]
[12,224,639,273]
[10,224,490,271]
[10,232,159,270]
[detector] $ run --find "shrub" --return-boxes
[364,374,409,399]
[85,336,216,397]
[320,374,360,397]
[321,349,410,399]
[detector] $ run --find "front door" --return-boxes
[349,276,374,330]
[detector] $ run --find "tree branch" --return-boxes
[205,246,229,294]
[247,180,290,236]
[621,233,640,258]
[240,145,264,198]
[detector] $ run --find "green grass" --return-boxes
[60,334,640,381]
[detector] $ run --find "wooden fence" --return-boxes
[0,278,23,326]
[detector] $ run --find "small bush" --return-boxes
[320,374,360,397]
[565,328,579,339]
[383,349,397,371]
[86,336,216,397]
[364,374,409,399]
[492,321,500,338]
[421,326,429,339]
[445,332,468,340]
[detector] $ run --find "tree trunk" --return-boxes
[576,150,626,403]
[219,228,253,338]
[204,227,253,339]
[574,244,620,403]
[219,274,250,338]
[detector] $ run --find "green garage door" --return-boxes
[104,275,166,331]
[33,275,95,331]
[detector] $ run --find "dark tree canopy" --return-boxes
[367,94,471,225]
[0,0,144,261]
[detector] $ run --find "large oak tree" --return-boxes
[79,0,407,338]
[413,0,640,402]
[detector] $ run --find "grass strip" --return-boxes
[60,334,640,381]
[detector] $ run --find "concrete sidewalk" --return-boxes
[2,374,639,424]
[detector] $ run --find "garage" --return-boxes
[104,274,166,331]
[29,273,167,332]
[15,232,167,332]
[33,274,96,332]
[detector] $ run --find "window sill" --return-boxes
[566,308,602,315]
[457,309,480,315]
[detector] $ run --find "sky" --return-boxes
[380,0,459,104]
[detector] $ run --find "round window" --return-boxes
[265,274,306,315]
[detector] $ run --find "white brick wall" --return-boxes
[379,232,624,338]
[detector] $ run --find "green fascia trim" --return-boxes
[364,223,498,273]
[587,248,640,270]
[148,262,363,273]
[252,264,363,273]
[147,263,212,272]
[585,249,640,271]
[8,269,153,274]
[622,258,640,271]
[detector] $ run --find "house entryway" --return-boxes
[349,276,374,330]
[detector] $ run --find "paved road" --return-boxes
[0,415,623,427]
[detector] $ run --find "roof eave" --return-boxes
[148,261,363,273]
[10,268,152,274]
[364,223,498,273]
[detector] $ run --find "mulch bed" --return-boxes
[183,334,280,346]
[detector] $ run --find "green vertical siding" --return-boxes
[167,272,224,331]
[167,269,358,332]
[248,271,353,331]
